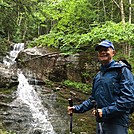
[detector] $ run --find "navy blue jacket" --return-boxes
[74,60,134,127]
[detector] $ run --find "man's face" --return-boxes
[97,46,115,65]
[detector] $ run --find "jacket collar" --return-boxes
[100,60,115,73]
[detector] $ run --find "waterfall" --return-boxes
[15,70,56,134]
[3,43,24,66]
[3,43,57,133]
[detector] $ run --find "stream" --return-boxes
[12,70,56,134]
[2,43,68,134]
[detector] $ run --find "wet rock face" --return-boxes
[2,101,33,133]
[17,47,82,82]
[1,84,69,134]
[0,47,96,85]
[33,129,43,134]
[0,63,18,88]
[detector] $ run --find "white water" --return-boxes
[3,43,24,66]
[4,43,56,133]
[16,71,56,134]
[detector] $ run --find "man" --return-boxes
[68,40,134,134]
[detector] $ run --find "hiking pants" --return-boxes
[96,123,128,134]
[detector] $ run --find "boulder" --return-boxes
[0,63,18,88]
[16,47,82,82]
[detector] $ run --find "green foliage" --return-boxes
[0,0,39,42]
[0,0,134,43]
[52,0,97,34]
[128,129,134,134]
[0,129,16,134]
[44,79,54,88]
[0,121,16,134]
[62,80,91,93]
[90,21,134,45]
[29,21,134,55]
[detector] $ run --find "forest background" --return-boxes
[0,0,134,86]
[0,0,134,133]
[0,0,134,64]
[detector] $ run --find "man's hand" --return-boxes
[68,106,75,115]
[92,108,102,118]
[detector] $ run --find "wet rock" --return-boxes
[28,78,46,85]
[33,129,43,134]
[0,63,18,88]
[17,47,83,82]
[0,102,11,108]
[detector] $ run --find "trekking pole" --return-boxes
[68,96,73,134]
[92,100,103,134]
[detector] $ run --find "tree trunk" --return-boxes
[112,0,125,24]
[128,0,132,58]
[120,0,125,24]
[129,0,132,23]
[22,22,27,40]
[8,31,10,41]
[102,0,106,21]
[111,1,114,20]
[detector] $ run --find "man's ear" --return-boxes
[113,50,116,56]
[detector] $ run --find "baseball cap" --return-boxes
[95,40,114,51]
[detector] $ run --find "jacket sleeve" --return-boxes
[102,67,134,118]
[74,96,94,113]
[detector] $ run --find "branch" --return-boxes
[112,0,120,9]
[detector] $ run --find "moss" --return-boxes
[0,86,17,94]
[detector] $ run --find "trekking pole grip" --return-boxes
[68,98,73,107]
[68,98,73,116]
[92,100,102,122]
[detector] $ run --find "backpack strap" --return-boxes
[117,67,122,81]
[116,66,134,114]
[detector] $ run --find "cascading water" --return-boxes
[3,43,60,134]
[3,43,24,66]
[15,70,56,134]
